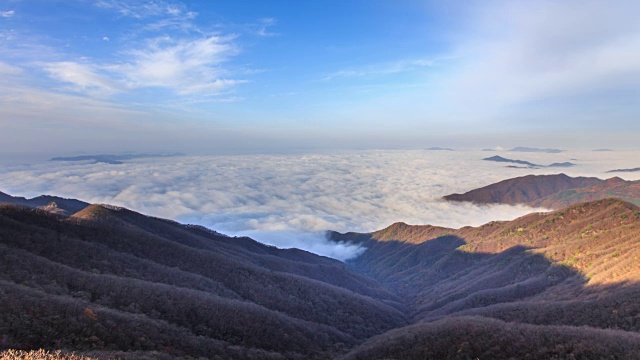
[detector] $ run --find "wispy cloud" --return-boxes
[0,81,148,126]
[116,35,244,95]
[323,58,436,81]
[94,0,191,19]
[256,18,278,37]
[43,61,125,96]
[0,62,22,76]
[0,10,14,18]
[14,2,248,98]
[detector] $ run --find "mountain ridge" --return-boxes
[483,156,576,168]
[443,173,640,208]
[0,191,90,216]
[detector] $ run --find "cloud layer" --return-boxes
[2,150,639,260]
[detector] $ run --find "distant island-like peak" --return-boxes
[50,153,185,165]
[483,156,576,168]
[426,147,454,151]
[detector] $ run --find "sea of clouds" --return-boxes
[1,149,639,260]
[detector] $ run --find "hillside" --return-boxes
[341,316,640,360]
[0,191,89,216]
[333,199,640,315]
[332,199,640,358]
[0,202,407,359]
[3,190,640,358]
[443,173,640,208]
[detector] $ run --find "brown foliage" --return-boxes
[334,199,640,328]
[0,349,95,360]
[443,173,640,209]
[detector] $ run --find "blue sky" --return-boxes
[1,0,640,158]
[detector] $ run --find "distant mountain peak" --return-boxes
[0,191,89,216]
[482,155,541,167]
[606,167,640,173]
[50,153,186,165]
[443,174,640,209]
[483,156,575,168]
[426,147,454,151]
[547,162,576,168]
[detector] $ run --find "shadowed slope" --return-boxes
[333,199,640,359]
[0,203,407,359]
[332,199,640,322]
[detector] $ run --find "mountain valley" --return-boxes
[2,176,640,359]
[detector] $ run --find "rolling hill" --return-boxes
[332,198,640,359]
[443,173,640,208]
[0,202,406,359]
[3,189,640,359]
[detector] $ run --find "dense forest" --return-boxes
[0,203,406,359]
[2,185,640,358]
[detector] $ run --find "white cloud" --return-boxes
[35,35,243,97]
[5,150,638,260]
[103,36,110,42]
[94,0,189,19]
[117,35,243,94]
[0,10,14,18]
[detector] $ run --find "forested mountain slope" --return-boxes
[0,203,407,359]
[333,199,640,359]
[443,173,640,208]
[3,190,640,359]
